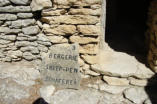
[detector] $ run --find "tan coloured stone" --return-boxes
[129,78,148,87]
[77,25,100,36]
[47,36,68,43]
[42,9,67,16]
[79,44,99,54]
[103,76,129,86]
[84,69,100,76]
[69,8,101,16]
[70,36,99,44]
[81,55,98,65]
[42,15,99,25]
[44,25,77,35]
[79,57,85,67]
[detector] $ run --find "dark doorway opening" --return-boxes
[105,0,151,64]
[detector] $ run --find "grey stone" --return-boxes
[37,41,51,46]
[23,52,36,60]
[20,46,39,54]
[27,36,37,41]
[0,39,12,44]
[0,14,17,20]
[10,0,31,5]
[38,44,48,52]
[15,41,38,47]
[7,50,23,59]
[124,87,148,104]
[37,33,49,42]
[40,44,81,89]
[31,0,52,11]
[0,0,10,7]
[22,19,36,27]
[0,27,21,34]
[0,35,16,41]
[0,6,31,13]
[17,36,28,41]
[22,26,40,35]
[17,13,33,19]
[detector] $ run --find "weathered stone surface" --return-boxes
[42,9,67,16]
[84,69,100,76]
[38,44,48,53]
[0,14,17,20]
[10,0,30,5]
[103,76,129,86]
[79,44,99,54]
[23,52,36,60]
[22,26,40,35]
[20,46,39,54]
[0,35,16,41]
[99,83,128,94]
[48,36,68,43]
[42,15,99,25]
[37,41,51,46]
[69,8,101,16]
[124,87,148,104]
[81,55,98,65]
[31,0,52,11]
[41,44,81,89]
[79,58,85,67]
[0,27,21,34]
[40,85,55,103]
[37,33,49,42]
[0,0,10,6]
[15,41,38,47]
[44,25,77,35]
[17,13,33,19]
[77,25,100,35]
[7,50,22,59]
[0,6,31,13]
[129,78,148,87]
[70,36,99,44]
[91,50,155,79]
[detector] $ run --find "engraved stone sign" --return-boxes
[41,44,81,89]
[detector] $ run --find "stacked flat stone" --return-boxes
[147,0,157,72]
[41,0,102,77]
[0,0,52,62]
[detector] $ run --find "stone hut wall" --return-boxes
[0,0,102,77]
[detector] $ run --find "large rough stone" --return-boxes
[99,83,129,94]
[42,9,67,16]
[0,14,17,20]
[42,15,99,25]
[124,87,148,104]
[0,27,21,34]
[81,55,98,65]
[103,76,129,86]
[44,25,77,35]
[10,0,31,5]
[31,0,52,11]
[0,6,31,13]
[91,50,155,79]
[77,25,100,36]
[79,44,99,54]
[17,13,33,19]
[69,8,101,16]
[70,36,99,44]
[22,26,40,35]
[0,0,11,7]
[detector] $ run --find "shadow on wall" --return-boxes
[145,74,157,104]
[33,98,49,104]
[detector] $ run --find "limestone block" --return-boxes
[0,6,31,13]
[79,57,85,67]
[129,78,148,87]
[15,41,38,47]
[42,9,67,16]
[0,39,12,44]
[10,0,31,5]
[42,15,99,25]
[79,44,99,54]
[77,25,100,35]
[23,52,36,61]
[31,0,52,11]
[69,8,101,16]
[47,36,68,43]
[20,46,39,54]
[0,0,10,7]
[70,35,99,44]
[0,27,21,34]
[81,55,98,65]
[7,50,23,59]
[22,26,40,35]
[103,76,129,86]
[44,25,77,35]
[0,34,16,41]
[17,13,33,19]
[0,14,17,21]
[84,69,100,76]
